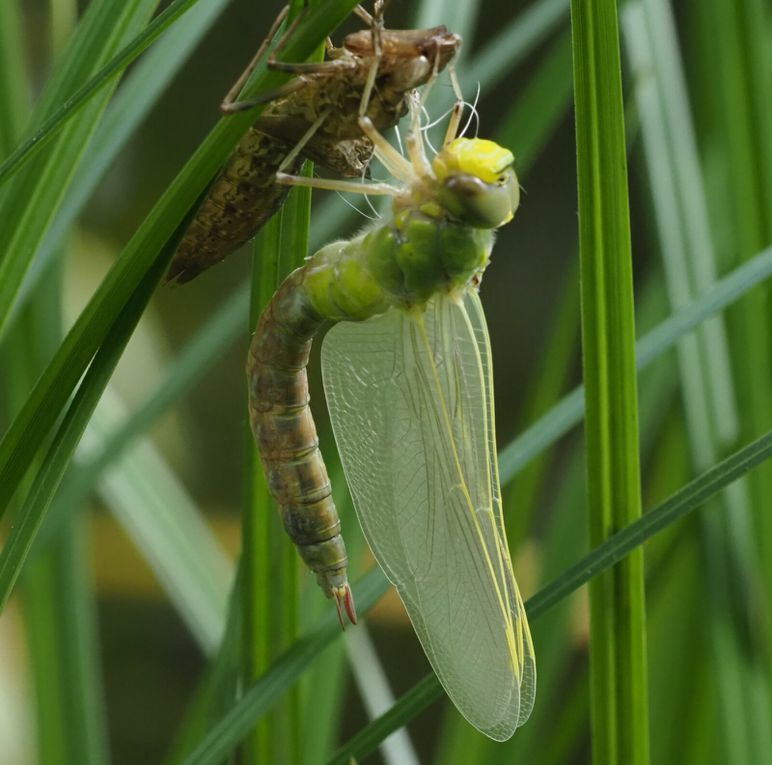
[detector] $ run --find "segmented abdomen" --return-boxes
[247,268,355,622]
[168,128,301,284]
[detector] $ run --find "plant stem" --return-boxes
[570,0,649,761]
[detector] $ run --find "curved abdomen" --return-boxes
[247,269,356,624]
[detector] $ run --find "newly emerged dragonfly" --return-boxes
[167,3,460,283]
[248,84,536,737]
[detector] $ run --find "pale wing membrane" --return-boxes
[322,292,535,740]
[464,290,536,727]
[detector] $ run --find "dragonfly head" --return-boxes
[432,138,520,229]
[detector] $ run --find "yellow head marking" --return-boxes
[433,138,514,184]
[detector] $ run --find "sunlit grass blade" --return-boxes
[571,1,649,756]
[693,0,772,670]
[0,246,169,611]
[0,0,201,187]
[0,0,360,520]
[78,389,233,653]
[177,568,390,765]
[327,429,772,764]
[23,517,108,765]
[0,0,29,157]
[623,1,772,759]
[499,246,772,478]
[17,0,233,320]
[0,0,160,341]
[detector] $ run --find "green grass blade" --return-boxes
[496,27,573,178]
[499,246,772,478]
[0,247,169,611]
[0,0,202,188]
[177,568,390,765]
[240,5,318,757]
[78,390,233,653]
[23,517,109,765]
[164,567,244,764]
[0,6,108,760]
[571,1,649,757]
[0,0,360,519]
[328,429,772,763]
[465,0,568,91]
[0,0,30,156]
[242,193,306,765]
[695,0,772,671]
[623,1,772,759]
[17,0,232,319]
[0,0,160,342]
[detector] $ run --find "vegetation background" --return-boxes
[0,0,770,763]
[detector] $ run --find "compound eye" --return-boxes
[441,168,519,228]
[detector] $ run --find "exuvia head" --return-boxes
[432,138,520,229]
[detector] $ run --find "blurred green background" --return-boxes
[1,0,771,763]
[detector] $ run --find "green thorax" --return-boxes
[365,207,493,303]
[304,208,493,323]
[302,135,518,323]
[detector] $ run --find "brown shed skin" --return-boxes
[166,25,460,284]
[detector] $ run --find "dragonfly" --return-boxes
[166,2,461,283]
[247,82,536,739]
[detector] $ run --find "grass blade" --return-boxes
[0,0,160,341]
[177,568,390,765]
[0,0,29,156]
[23,517,108,765]
[499,247,772,477]
[623,1,772,759]
[0,0,360,519]
[79,390,233,653]
[570,0,648,760]
[0,0,202,188]
[17,0,233,320]
[0,245,169,611]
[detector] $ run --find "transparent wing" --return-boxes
[322,290,535,740]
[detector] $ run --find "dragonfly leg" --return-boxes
[441,63,471,146]
[357,1,385,119]
[406,93,433,177]
[275,172,400,197]
[272,108,401,196]
[353,4,373,25]
[267,57,353,76]
[220,4,308,114]
[275,109,331,174]
[358,116,414,182]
